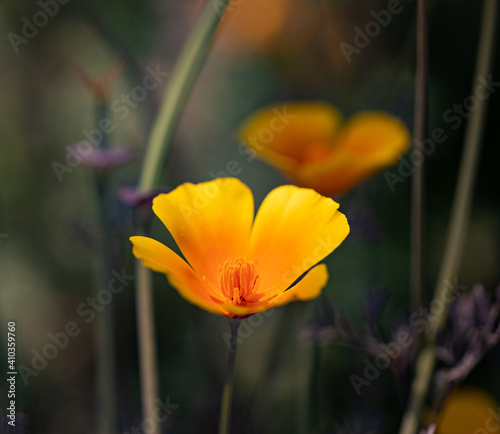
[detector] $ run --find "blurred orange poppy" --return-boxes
[435,388,499,434]
[130,178,349,317]
[238,102,410,196]
[216,0,293,54]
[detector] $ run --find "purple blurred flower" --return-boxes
[68,145,137,170]
[435,284,500,391]
[299,293,393,355]
[118,186,171,208]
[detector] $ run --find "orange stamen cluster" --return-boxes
[218,257,260,305]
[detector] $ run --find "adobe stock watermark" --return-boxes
[350,279,467,396]
[52,64,169,182]
[17,267,134,385]
[7,0,71,54]
[0,233,8,244]
[385,73,500,192]
[177,105,296,223]
[122,396,179,434]
[339,0,409,64]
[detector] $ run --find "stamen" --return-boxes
[218,257,260,305]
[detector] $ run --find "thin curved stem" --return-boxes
[218,318,241,434]
[139,0,232,191]
[94,181,118,434]
[136,255,160,434]
[411,0,428,313]
[399,1,498,433]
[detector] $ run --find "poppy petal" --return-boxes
[272,264,328,307]
[437,388,499,434]
[130,236,226,316]
[296,112,411,195]
[334,111,410,158]
[239,104,410,196]
[220,302,273,317]
[248,185,349,292]
[152,178,254,289]
[239,102,343,162]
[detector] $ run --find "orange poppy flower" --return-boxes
[216,0,293,54]
[238,102,410,196]
[130,178,349,317]
[435,388,499,434]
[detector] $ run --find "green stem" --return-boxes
[399,1,498,433]
[136,255,160,434]
[139,0,232,191]
[92,88,118,434]
[246,308,292,433]
[95,295,118,434]
[95,182,118,434]
[96,101,109,150]
[425,0,497,340]
[411,0,428,313]
[218,318,241,434]
[309,343,321,434]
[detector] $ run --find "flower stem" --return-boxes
[96,101,109,150]
[136,254,160,434]
[218,318,241,434]
[246,308,290,433]
[399,1,498,433]
[92,89,118,434]
[425,0,497,341]
[411,0,428,313]
[139,0,232,191]
[309,343,321,433]
[94,181,118,434]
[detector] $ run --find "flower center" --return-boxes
[218,257,260,305]
[302,141,335,163]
